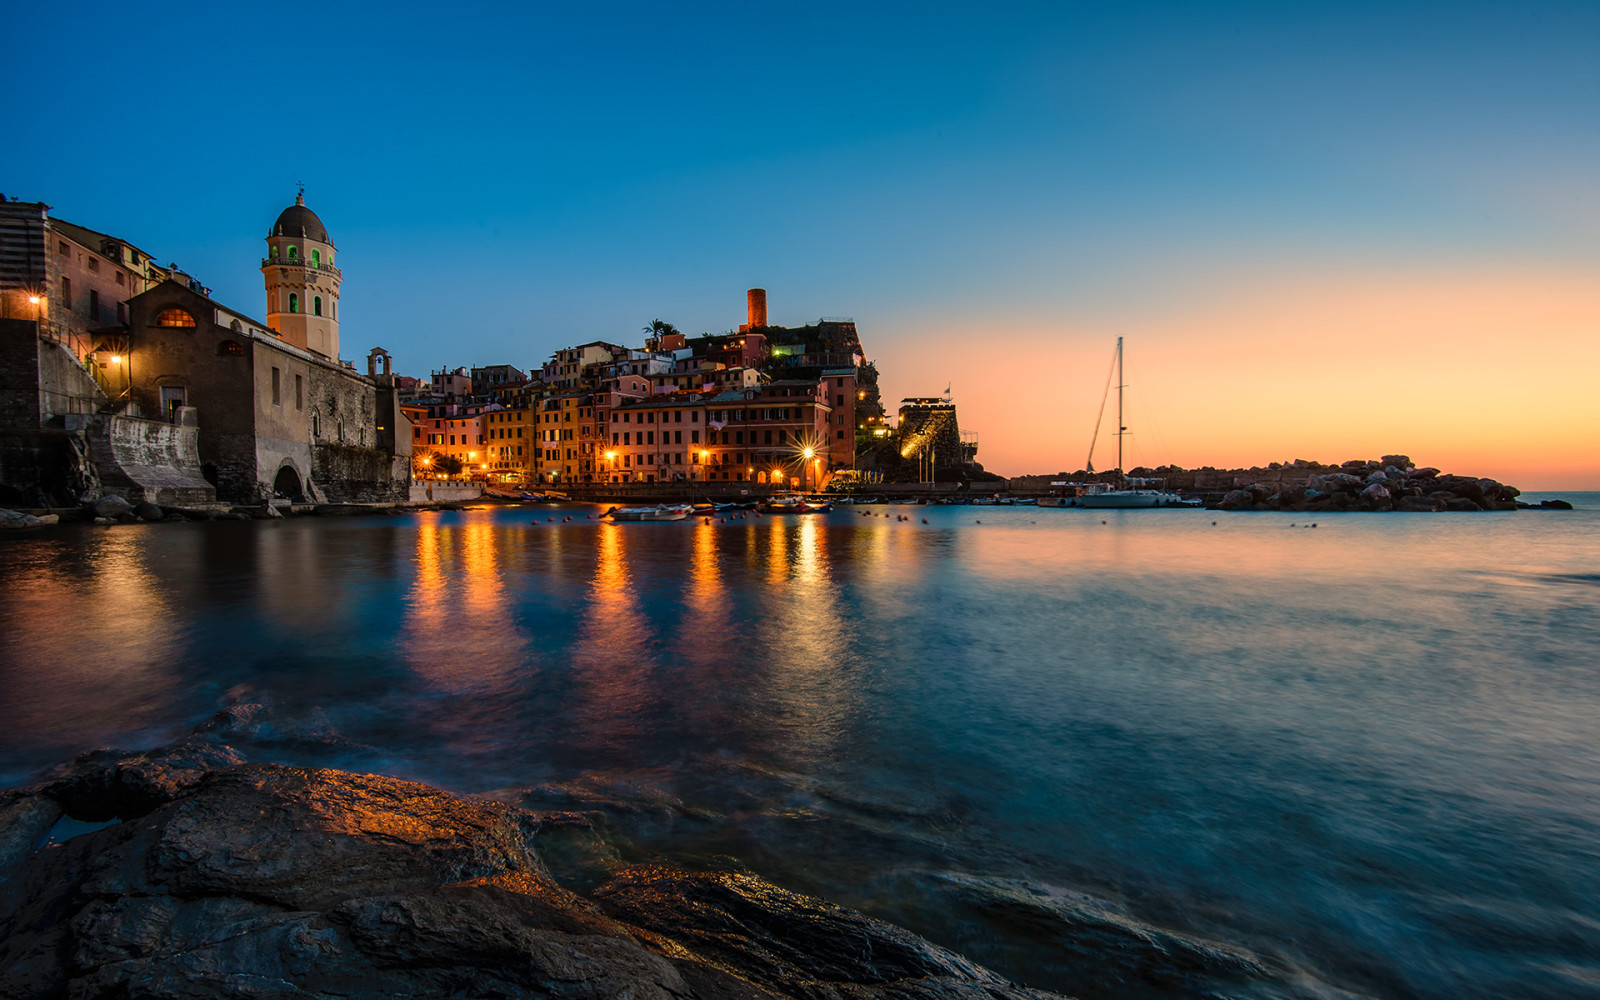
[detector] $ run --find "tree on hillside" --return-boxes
[643,319,680,343]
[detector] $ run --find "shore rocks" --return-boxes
[1,508,56,530]
[1218,458,1534,513]
[1,743,1064,1000]
[92,495,133,519]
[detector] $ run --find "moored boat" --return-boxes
[603,503,693,521]
[758,494,833,513]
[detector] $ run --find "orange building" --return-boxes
[602,380,833,486]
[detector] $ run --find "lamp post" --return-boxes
[802,446,814,492]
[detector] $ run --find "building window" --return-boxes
[88,289,99,321]
[155,308,196,327]
[271,367,281,404]
[61,276,72,310]
[115,271,125,286]
[57,240,69,255]
[311,249,320,265]
[287,246,298,259]
[295,374,303,410]
[288,293,299,314]
[312,412,321,437]
[219,340,245,356]
[313,296,322,316]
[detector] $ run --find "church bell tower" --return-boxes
[263,190,341,359]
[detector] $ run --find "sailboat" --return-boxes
[1078,337,1188,509]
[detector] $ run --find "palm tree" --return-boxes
[643,319,680,345]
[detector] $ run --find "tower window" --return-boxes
[311,249,320,265]
[313,296,322,316]
[288,293,299,314]
[287,246,298,260]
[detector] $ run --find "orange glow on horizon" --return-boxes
[879,263,1600,489]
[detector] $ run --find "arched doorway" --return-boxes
[273,465,305,502]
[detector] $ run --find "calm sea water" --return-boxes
[3,496,1598,1000]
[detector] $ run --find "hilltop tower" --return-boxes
[262,191,341,359]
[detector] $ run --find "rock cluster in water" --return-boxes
[0,729,1063,1000]
[1216,454,1531,512]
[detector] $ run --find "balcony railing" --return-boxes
[260,256,342,277]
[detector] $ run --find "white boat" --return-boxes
[1076,337,1188,509]
[604,503,692,521]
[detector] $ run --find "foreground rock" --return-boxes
[1,743,1063,1000]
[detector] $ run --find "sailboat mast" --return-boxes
[1115,336,1124,484]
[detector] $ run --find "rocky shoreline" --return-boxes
[0,732,1057,1000]
[1211,455,1571,512]
[0,709,1342,1000]
[0,495,485,530]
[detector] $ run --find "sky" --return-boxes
[5,1,1596,487]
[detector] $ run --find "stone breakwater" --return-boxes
[1210,455,1566,513]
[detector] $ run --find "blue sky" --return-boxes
[6,2,1597,482]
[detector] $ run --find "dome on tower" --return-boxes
[270,191,330,244]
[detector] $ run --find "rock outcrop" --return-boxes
[0,739,1066,1000]
[1214,457,1527,512]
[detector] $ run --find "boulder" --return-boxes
[1398,496,1445,512]
[1219,490,1255,511]
[1541,499,1574,510]
[133,502,164,522]
[0,509,45,531]
[92,495,133,518]
[1361,483,1392,509]
[0,756,1062,1000]
[1366,470,1389,484]
[1445,497,1483,512]
[1381,454,1412,469]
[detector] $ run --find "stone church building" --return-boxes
[0,193,410,506]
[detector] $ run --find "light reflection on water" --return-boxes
[3,498,1600,1000]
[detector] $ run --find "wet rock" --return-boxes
[163,506,216,520]
[1,757,1063,1000]
[0,793,63,877]
[1381,454,1412,469]
[1360,483,1391,509]
[133,502,164,522]
[0,508,47,530]
[1541,499,1574,510]
[92,516,114,525]
[92,495,133,518]
[1445,497,1483,512]
[594,865,1035,999]
[40,737,248,822]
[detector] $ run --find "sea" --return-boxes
[3,494,1597,1000]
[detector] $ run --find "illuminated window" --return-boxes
[219,340,245,356]
[287,246,298,259]
[311,249,320,265]
[288,293,298,314]
[155,308,196,327]
[313,296,322,316]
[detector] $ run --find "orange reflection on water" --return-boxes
[402,512,528,691]
[0,531,181,744]
[569,523,658,739]
[748,516,856,762]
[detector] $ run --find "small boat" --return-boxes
[603,503,693,521]
[758,494,833,514]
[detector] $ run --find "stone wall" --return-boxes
[0,318,40,429]
[314,442,408,503]
[38,337,106,423]
[89,410,215,506]
[409,482,483,503]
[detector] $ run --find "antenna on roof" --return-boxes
[295,181,305,205]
